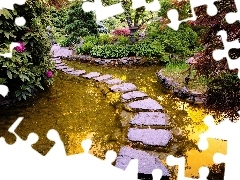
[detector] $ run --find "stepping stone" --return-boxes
[110,83,137,93]
[104,78,122,85]
[126,98,163,111]
[55,63,65,67]
[127,128,172,147]
[55,65,68,70]
[54,59,62,64]
[68,70,86,76]
[115,146,169,177]
[122,91,148,102]
[62,68,74,72]
[130,112,168,126]
[93,74,112,82]
[82,72,101,79]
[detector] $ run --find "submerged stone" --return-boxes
[104,78,122,85]
[110,83,137,93]
[127,128,172,147]
[55,65,68,70]
[82,72,101,79]
[62,68,74,72]
[94,74,112,82]
[126,98,163,111]
[115,146,169,176]
[130,112,168,126]
[121,91,148,101]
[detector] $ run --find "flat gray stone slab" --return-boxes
[55,59,62,64]
[82,72,100,79]
[55,65,68,70]
[110,83,137,93]
[55,63,65,67]
[104,78,122,85]
[126,98,163,111]
[51,45,73,57]
[115,146,169,176]
[93,74,112,82]
[130,112,168,126]
[62,68,74,72]
[128,128,172,147]
[68,70,86,76]
[122,91,148,101]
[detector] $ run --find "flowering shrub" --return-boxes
[14,42,26,53]
[0,0,55,101]
[112,28,130,36]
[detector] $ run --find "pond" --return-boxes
[0,61,226,179]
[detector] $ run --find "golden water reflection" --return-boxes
[0,62,227,179]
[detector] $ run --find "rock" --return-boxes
[68,70,86,76]
[126,98,163,111]
[127,128,172,147]
[55,65,68,70]
[82,72,101,79]
[121,91,148,101]
[55,63,65,67]
[62,68,74,72]
[93,74,112,82]
[55,59,62,64]
[110,83,137,93]
[115,146,170,176]
[130,112,168,126]
[104,78,122,85]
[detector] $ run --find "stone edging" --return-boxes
[61,55,159,66]
[157,70,206,105]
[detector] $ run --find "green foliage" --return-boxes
[205,72,240,118]
[0,0,55,101]
[90,45,129,58]
[64,0,98,47]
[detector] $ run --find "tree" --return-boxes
[64,0,98,47]
[0,0,55,101]
[99,0,191,43]
[187,0,240,119]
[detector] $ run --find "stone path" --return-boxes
[50,46,172,179]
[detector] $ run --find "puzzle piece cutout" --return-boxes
[0,85,9,97]
[167,0,219,30]
[0,115,143,180]
[197,112,240,180]
[82,0,161,21]
[166,155,209,180]
[212,30,240,78]
[225,0,240,24]
[82,0,125,21]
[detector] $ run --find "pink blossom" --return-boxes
[112,28,130,36]
[14,42,26,53]
[46,70,53,78]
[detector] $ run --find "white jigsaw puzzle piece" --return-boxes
[212,30,240,78]
[225,0,240,24]
[198,112,240,180]
[82,0,125,21]
[0,85,9,97]
[0,0,26,10]
[167,0,219,30]
[166,155,209,180]
[131,0,161,12]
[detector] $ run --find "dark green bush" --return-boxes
[0,0,55,101]
[90,45,130,58]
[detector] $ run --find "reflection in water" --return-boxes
[0,61,226,179]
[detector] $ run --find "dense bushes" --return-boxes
[0,0,55,101]
[76,22,201,62]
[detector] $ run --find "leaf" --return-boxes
[7,70,12,79]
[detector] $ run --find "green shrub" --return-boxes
[0,0,55,101]
[90,45,129,58]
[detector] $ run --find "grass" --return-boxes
[161,61,208,93]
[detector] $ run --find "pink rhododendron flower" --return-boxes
[14,42,26,53]
[46,70,53,78]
